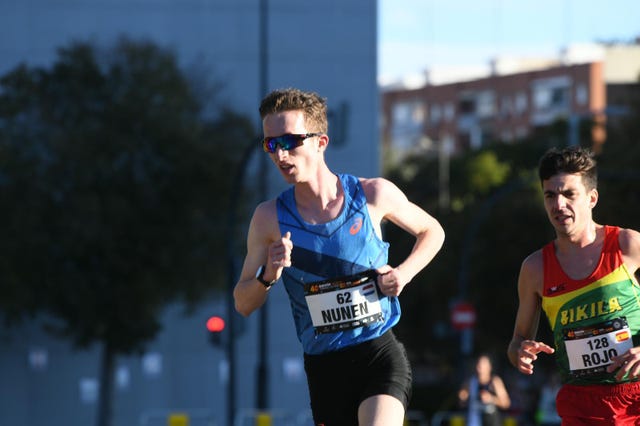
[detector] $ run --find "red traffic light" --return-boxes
[206,316,225,333]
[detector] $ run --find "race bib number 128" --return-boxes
[563,317,633,377]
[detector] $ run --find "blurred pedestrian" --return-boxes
[458,353,511,426]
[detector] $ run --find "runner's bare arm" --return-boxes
[606,227,640,379]
[491,375,511,410]
[361,177,445,296]
[619,227,640,274]
[507,251,555,374]
[233,200,291,316]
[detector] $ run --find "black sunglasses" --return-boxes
[262,133,322,153]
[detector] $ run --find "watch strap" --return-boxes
[256,265,276,288]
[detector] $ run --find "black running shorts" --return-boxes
[303,330,412,426]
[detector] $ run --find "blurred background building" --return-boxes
[381,41,640,159]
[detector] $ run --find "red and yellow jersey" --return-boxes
[542,226,640,385]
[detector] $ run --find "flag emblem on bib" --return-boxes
[616,330,630,342]
[362,283,375,296]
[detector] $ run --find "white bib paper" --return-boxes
[305,272,384,334]
[563,317,633,375]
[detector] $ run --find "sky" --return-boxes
[378,0,640,85]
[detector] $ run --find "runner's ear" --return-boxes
[589,188,598,209]
[317,134,329,152]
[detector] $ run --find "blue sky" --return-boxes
[378,0,640,83]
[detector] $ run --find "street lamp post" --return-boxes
[226,141,259,426]
[256,0,270,413]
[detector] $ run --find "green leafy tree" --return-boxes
[466,151,510,194]
[0,37,256,426]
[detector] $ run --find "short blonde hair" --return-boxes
[259,88,328,133]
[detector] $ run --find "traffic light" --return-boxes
[206,316,226,347]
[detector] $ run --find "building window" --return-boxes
[444,102,455,121]
[431,104,442,124]
[458,98,476,114]
[576,84,588,105]
[476,91,496,118]
[501,95,513,118]
[532,76,571,111]
[390,100,426,151]
[531,76,572,125]
[515,92,528,115]
[459,91,496,118]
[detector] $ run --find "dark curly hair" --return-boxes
[538,146,598,191]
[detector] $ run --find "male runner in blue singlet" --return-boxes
[234,88,445,426]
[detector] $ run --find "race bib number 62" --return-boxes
[304,271,384,334]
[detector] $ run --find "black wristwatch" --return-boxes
[255,265,276,288]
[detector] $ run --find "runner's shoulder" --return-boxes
[618,227,640,271]
[249,198,281,240]
[519,249,544,291]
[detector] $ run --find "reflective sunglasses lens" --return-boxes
[278,134,299,150]
[263,135,301,153]
[263,138,276,153]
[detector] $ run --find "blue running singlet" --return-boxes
[277,173,401,355]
